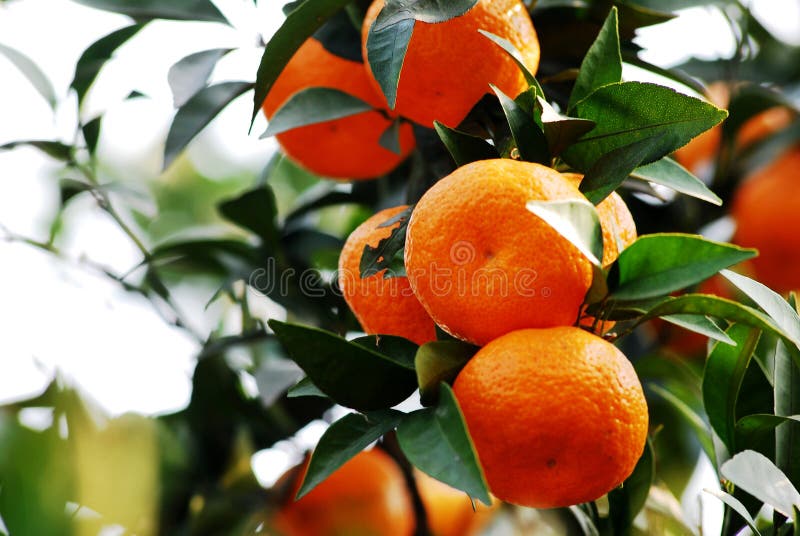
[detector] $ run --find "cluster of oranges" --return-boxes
[265,0,650,533]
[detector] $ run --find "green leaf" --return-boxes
[720,450,800,517]
[218,186,279,249]
[774,337,800,489]
[351,335,418,371]
[59,179,92,205]
[0,140,72,161]
[81,116,102,154]
[563,82,728,171]
[492,85,549,164]
[433,121,499,166]
[736,414,800,440]
[704,488,762,536]
[268,320,418,411]
[661,314,734,345]
[415,341,479,406]
[167,48,231,108]
[164,81,253,169]
[648,383,715,465]
[365,14,414,109]
[397,383,491,505]
[568,7,621,111]
[0,43,57,109]
[376,0,478,25]
[297,410,404,499]
[378,119,403,155]
[580,134,667,205]
[526,199,603,266]
[478,30,541,91]
[702,324,761,453]
[251,0,352,126]
[71,24,146,106]
[262,87,374,137]
[537,97,596,157]
[148,239,261,276]
[287,377,328,399]
[360,206,413,278]
[609,234,757,300]
[631,157,722,205]
[607,439,655,534]
[69,0,228,23]
[720,271,800,343]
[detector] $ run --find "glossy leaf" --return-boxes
[736,413,800,439]
[721,270,800,343]
[168,48,231,108]
[568,7,621,111]
[720,450,800,517]
[365,15,414,109]
[610,234,757,300]
[492,85,549,164]
[0,43,57,109]
[537,97,595,157]
[268,320,418,411]
[415,341,479,406]
[704,488,762,536]
[433,121,499,166]
[351,335,417,370]
[360,206,413,278]
[262,87,374,137]
[661,314,734,345]
[526,199,603,266]
[631,157,722,205]
[218,186,279,249]
[607,439,654,534]
[297,410,404,498]
[397,384,491,505]
[164,81,253,169]
[70,0,228,22]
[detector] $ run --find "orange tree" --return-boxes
[1,0,800,535]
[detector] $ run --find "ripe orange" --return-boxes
[731,146,800,292]
[361,0,540,127]
[453,327,648,508]
[405,159,595,346]
[273,449,414,536]
[415,470,497,536]
[340,205,437,345]
[262,38,415,179]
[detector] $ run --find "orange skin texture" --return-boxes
[340,206,437,345]
[405,159,594,346]
[274,449,414,536]
[362,0,540,127]
[453,327,649,508]
[415,471,497,536]
[262,38,415,179]
[732,147,800,293]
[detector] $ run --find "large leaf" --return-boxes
[415,341,478,406]
[433,121,499,166]
[631,157,722,205]
[396,384,491,505]
[268,320,417,411]
[609,234,757,300]
[69,0,228,23]
[167,48,231,108]
[720,450,800,517]
[568,7,621,111]
[526,199,603,266]
[164,81,253,169]
[0,43,57,109]
[218,186,279,250]
[563,82,728,171]
[262,87,373,137]
[607,439,654,534]
[492,85,549,164]
[297,410,404,499]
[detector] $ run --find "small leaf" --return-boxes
[607,439,655,534]
[478,30,541,91]
[378,119,403,155]
[0,43,57,109]
[0,140,72,161]
[365,14,414,109]
[610,234,757,300]
[537,97,596,156]
[526,199,603,266]
[287,377,328,399]
[568,7,621,111]
[297,410,403,498]
[492,85,549,164]
[164,81,253,169]
[218,186,279,249]
[415,341,479,406]
[82,116,102,154]
[268,320,418,411]
[397,383,491,505]
[631,157,722,205]
[704,488,762,536]
[433,121,499,166]
[168,48,231,108]
[376,0,478,25]
[661,314,734,345]
[360,206,413,278]
[720,450,800,517]
[69,0,228,23]
[59,179,92,205]
[736,414,800,439]
[262,87,374,137]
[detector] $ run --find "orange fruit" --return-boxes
[415,470,497,536]
[273,449,414,536]
[340,205,437,345]
[453,327,649,508]
[731,146,800,293]
[361,0,540,127]
[405,159,594,346]
[262,38,415,179]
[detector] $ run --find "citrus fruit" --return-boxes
[404,159,594,345]
[415,470,497,536]
[361,0,540,127]
[262,38,415,179]
[273,449,414,536]
[453,327,649,508]
[731,146,800,292]
[340,205,437,345]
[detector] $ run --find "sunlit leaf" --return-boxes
[526,198,603,266]
[721,450,800,517]
[0,43,57,109]
[631,158,722,205]
[568,7,621,111]
[168,48,231,108]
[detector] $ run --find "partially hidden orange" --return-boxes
[415,470,497,536]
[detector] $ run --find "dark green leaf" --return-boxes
[648,383,715,464]
[168,48,231,108]
[415,341,478,406]
[736,414,800,439]
[0,140,72,161]
[704,488,762,536]
[397,383,491,505]
[563,82,728,171]
[631,157,722,205]
[351,335,418,370]
[365,14,414,109]
[492,84,549,164]
[378,119,403,155]
[268,320,418,411]
[218,186,279,249]
[71,24,145,106]
[360,206,413,278]
[478,30,541,90]
[164,81,253,169]
[661,314,734,345]
[702,324,761,453]
[149,239,261,276]
[610,234,757,300]
[376,0,477,24]
[69,0,227,23]
[262,87,374,137]
[297,410,404,498]
[607,439,654,534]
[433,121,499,166]
[537,97,596,157]
[287,377,328,399]
[774,337,800,489]
[82,116,102,154]
[568,7,621,111]
[0,43,57,109]
[720,450,800,517]
[526,199,603,266]
[313,9,363,62]
[59,179,92,205]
